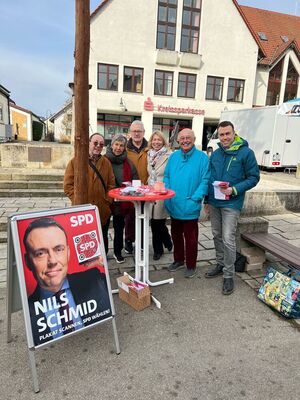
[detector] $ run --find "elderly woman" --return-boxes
[106,134,138,263]
[147,130,173,260]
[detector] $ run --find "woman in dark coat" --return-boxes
[106,134,138,263]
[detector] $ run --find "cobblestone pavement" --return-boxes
[1,196,300,298]
[1,197,300,399]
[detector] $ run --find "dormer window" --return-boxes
[258,32,268,41]
[281,35,289,43]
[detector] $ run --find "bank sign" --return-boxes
[144,97,205,116]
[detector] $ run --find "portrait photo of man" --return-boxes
[23,217,112,346]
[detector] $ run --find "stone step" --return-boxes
[0,188,65,197]
[0,173,64,182]
[0,231,7,243]
[0,181,63,189]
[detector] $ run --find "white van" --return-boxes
[206,99,300,168]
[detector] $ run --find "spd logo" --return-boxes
[73,230,101,263]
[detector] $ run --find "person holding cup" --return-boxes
[147,130,173,260]
[105,134,138,263]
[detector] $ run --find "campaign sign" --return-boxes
[10,206,114,349]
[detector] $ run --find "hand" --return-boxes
[220,186,233,196]
[204,204,210,213]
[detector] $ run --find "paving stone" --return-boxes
[198,249,216,261]
[0,268,6,283]
[263,214,296,221]
[268,226,283,234]
[0,258,7,268]
[288,239,300,247]
[200,220,211,227]
[201,240,215,250]
[279,231,300,240]
[197,261,211,268]
[200,229,213,240]
[244,279,261,290]
[236,272,252,280]
[247,269,266,278]
[274,223,300,232]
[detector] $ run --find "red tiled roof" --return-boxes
[240,5,300,66]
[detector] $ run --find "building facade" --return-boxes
[0,84,12,141]
[89,0,300,148]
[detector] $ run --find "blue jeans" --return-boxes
[209,206,240,278]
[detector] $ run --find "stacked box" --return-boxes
[117,275,151,311]
[241,247,265,271]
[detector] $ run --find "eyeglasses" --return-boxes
[92,141,104,147]
[130,130,144,134]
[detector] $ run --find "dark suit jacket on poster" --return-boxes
[28,268,112,346]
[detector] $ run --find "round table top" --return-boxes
[108,188,175,202]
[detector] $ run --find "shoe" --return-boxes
[153,253,162,260]
[113,253,125,264]
[166,243,173,252]
[168,261,184,272]
[124,240,133,254]
[185,268,196,278]
[222,278,234,295]
[205,264,223,279]
[164,242,173,251]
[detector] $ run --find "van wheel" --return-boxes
[207,147,213,157]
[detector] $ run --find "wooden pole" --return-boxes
[73,0,90,204]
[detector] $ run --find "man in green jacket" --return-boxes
[205,121,260,295]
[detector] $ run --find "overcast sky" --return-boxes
[0,0,299,117]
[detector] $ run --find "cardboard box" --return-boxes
[117,275,151,311]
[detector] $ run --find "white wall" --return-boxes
[89,0,259,146]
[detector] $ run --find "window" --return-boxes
[266,60,283,105]
[123,67,143,93]
[284,60,299,102]
[97,63,118,91]
[97,113,141,144]
[153,117,192,141]
[156,0,177,51]
[178,73,196,98]
[205,76,224,101]
[227,78,245,102]
[154,70,173,96]
[180,0,202,53]
[0,105,3,121]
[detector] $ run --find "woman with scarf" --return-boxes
[106,134,138,263]
[147,130,173,260]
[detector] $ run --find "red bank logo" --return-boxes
[144,97,154,111]
[73,230,100,263]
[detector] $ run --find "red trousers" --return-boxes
[171,218,198,269]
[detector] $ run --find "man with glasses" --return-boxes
[64,133,115,254]
[124,120,149,254]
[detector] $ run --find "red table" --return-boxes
[109,188,175,297]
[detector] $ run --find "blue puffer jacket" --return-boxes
[207,136,260,210]
[164,146,210,220]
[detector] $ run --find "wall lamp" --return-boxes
[120,97,128,112]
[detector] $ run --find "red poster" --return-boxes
[14,207,113,348]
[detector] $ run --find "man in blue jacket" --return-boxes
[164,128,210,278]
[205,121,259,294]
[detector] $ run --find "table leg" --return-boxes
[135,202,174,287]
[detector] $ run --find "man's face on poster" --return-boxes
[25,226,70,293]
